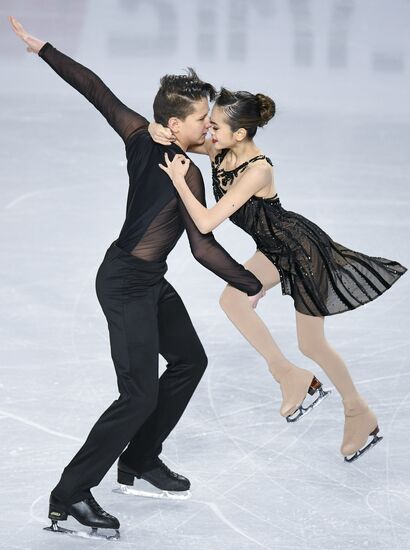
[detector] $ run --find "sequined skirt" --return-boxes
[256,210,407,317]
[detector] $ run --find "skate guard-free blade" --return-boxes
[113,482,191,501]
[344,429,383,463]
[43,520,120,540]
[286,386,331,423]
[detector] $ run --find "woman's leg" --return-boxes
[219,251,323,417]
[295,312,380,456]
[295,311,360,405]
[219,250,290,377]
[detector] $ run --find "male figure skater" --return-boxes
[9,17,264,538]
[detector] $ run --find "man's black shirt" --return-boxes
[38,43,262,295]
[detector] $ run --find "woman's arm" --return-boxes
[175,161,264,306]
[148,122,217,159]
[9,16,148,142]
[159,153,271,234]
[187,139,216,158]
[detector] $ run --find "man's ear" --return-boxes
[234,128,247,142]
[168,117,180,134]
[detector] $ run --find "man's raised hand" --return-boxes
[248,288,266,309]
[9,16,45,54]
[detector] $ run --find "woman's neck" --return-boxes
[227,141,262,167]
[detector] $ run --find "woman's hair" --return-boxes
[215,87,276,138]
[153,68,216,125]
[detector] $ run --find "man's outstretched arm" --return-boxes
[9,16,148,142]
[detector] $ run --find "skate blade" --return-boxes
[344,432,383,463]
[113,483,191,501]
[43,522,120,540]
[286,387,332,423]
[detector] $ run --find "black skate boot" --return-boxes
[115,457,191,500]
[44,494,120,540]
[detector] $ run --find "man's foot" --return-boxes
[44,494,120,540]
[115,457,191,500]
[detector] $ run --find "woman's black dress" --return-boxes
[212,149,407,317]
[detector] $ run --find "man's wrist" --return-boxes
[38,41,51,57]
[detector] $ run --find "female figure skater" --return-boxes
[152,88,406,462]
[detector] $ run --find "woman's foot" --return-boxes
[341,398,383,462]
[273,366,331,422]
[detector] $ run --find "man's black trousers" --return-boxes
[52,242,208,505]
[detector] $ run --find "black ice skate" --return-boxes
[285,376,331,423]
[114,457,191,500]
[44,494,120,540]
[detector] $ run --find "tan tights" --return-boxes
[219,251,361,407]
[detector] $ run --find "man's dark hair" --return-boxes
[153,68,216,125]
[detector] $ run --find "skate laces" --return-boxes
[87,496,113,519]
[155,458,176,477]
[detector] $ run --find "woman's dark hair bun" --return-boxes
[255,93,276,127]
[215,87,276,138]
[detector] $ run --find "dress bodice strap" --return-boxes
[214,148,273,172]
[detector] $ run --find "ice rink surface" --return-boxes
[1,1,410,548]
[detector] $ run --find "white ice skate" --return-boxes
[341,402,383,463]
[279,372,331,423]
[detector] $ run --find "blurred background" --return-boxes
[1,1,409,549]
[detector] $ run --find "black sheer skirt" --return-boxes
[256,203,407,317]
[212,147,406,317]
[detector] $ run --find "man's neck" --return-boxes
[173,138,187,152]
